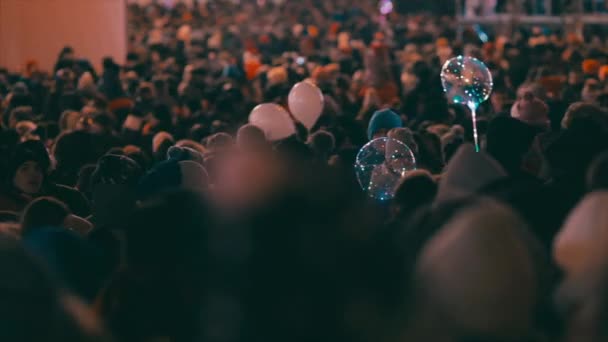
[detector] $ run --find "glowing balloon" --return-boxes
[355,137,417,201]
[441,56,493,152]
[288,81,324,130]
[379,0,394,15]
[249,103,296,141]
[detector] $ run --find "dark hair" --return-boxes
[21,197,70,236]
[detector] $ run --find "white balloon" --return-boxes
[288,81,324,130]
[249,103,296,141]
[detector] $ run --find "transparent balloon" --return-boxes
[355,138,417,201]
[378,0,394,15]
[441,56,493,152]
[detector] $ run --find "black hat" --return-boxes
[90,154,143,187]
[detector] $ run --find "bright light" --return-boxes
[379,0,393,15]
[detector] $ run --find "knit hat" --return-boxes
[152,131,175,155]
[416,199,537,339]
[267,67,288,86]
[599,65,608,82]
[582,59,601,76]
[90,154,143,187]
[367,109,402,140]
[554,192,608,275]
[167,145,205,166]
[138,158,209,199]
[510,92,549,129]
[435,144,507,204]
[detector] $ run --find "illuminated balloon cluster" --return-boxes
[440,56,493,151]
[355,137,416,201]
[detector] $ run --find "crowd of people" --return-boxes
[2,0,608,341]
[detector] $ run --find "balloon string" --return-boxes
[471,108,479,153]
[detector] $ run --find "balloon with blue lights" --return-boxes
[355,137,416,201]
[441,56,493,152]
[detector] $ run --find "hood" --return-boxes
[435,144,507,204]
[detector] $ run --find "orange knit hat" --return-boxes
[583,59,601,76]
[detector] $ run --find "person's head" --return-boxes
[8,140,51,195]
[52,130,99,186]
[367,109,402,140]
[307,130,335,161]
[588,151,608,191]
[21,197,70,236]
[90,154,143,189]
[568,70,583,86]
[581,78,603,103]
[8,106,35,129]
[152,131,175,162]
[206,132,234,152]
[388,127,418,155]
[486,116,537,175]
[510,92,550,130]
[409,199,539,341]
[561,102,608,130]
[392,170,437,218]
[237,124,267,151]
[554,192,608,276]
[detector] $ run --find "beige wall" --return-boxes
[0,0,127,73]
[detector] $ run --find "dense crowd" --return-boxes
[2,0,608,341]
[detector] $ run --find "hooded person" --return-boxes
[553,192,608,276]
[435,144,507,204]
[3,139,91,217]
[367,109,402,140]
[0,140,51,212]
[408,199,539,341]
